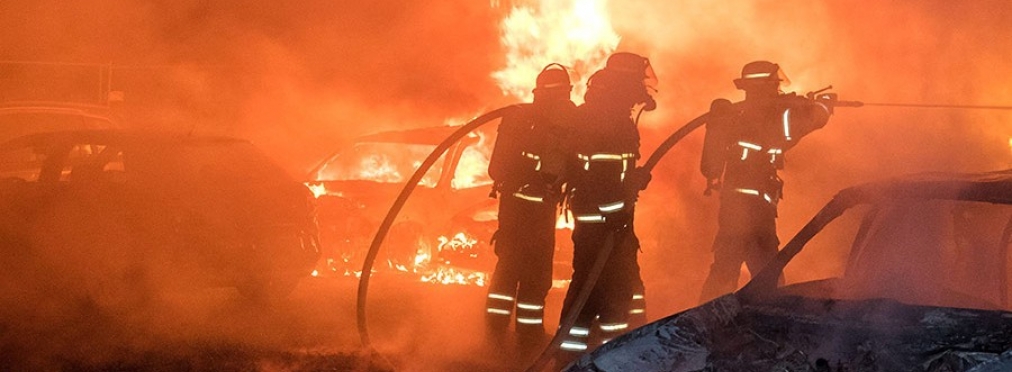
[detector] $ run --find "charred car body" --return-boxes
[566,169,1012,372]
[0,130,320,302]
[306,125,503,281]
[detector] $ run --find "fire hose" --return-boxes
[354,105,521,362]
[354,91,1009,370]
[525,92,1012,371]
[523,104,727,372]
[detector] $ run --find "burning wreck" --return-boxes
[562,169,1012,372]
[306,124,502,284]
[0,129,321,303]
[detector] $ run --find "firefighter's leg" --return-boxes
[514,207,556,354]
[556,221,606,364]
[744,215,783,285]
[485,263,517,337]
[595,229,637,347]
[486,197,526,338]
[699,231,747,303]
[624,233,647,329]
[699,196,752,303]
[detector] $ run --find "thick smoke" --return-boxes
[601,0,1012,315]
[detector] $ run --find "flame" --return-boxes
[556,209,574,230]
[451,131,495,190]
[492,0,620,103]
[306,182,327,198]
[437,232,479,255]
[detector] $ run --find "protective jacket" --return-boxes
[701,93,830,207]
[698,92,831,302]
[485,99,574,340]
[558,103,643,353]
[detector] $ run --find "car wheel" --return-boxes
[385,221,428,270]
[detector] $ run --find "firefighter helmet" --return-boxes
[585,52,658,111]
[733,60,791,90]
[534,63,572,93]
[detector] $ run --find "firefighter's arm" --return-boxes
[781,94,832,149]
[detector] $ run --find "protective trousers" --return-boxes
[699,192,780,303]
[485,193,557,340]
[557,217,638,355]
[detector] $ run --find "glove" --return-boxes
[815,92,838,115]
[628,167,652,191]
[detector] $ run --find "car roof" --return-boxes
[0,101,117,122]
[835,168,1012,206]
[353,125,465,146]
[0,129,250,149]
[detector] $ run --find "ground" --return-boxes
[0,273,571,372]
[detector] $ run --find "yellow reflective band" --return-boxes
[487,308,511,316]
[735,188,760,196]
[512,192,544,203]
[783,108,792,141]
[560,341,588,351]
[575,214,606,223]
[569,327,591,336]
[598,201,625,213]
[488,293,515,302]
[632,294,644,300]
[599,323,629,332]
[629,309,646,314]
[517,317,544,325]
[522,303,546,311]
[744,72,772,79]
[590,153,624,161]
[737,141,762,151]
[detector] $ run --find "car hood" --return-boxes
[566,293,1012,372]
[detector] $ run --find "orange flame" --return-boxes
[451,131,495,190]
[492,0,620,103]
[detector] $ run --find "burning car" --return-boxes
[0,130,320,303]
[306,125,504,283]
[564,169,1012,372]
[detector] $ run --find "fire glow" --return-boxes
[492,0,620,103]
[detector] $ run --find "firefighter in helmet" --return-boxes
[485,63,576,352]
[698,61,834,303]
[556,52,656,360]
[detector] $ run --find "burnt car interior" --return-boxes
[743,170,1012,311]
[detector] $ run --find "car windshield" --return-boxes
[789,198,1012,310]
[314,142,446,188]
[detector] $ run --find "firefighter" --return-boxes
[485,63,576,352]
[556,52,656,360]
[698,60,834,303]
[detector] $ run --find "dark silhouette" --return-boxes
[698,61,833,303]
[485,63,576,353]
[556,52,656,361]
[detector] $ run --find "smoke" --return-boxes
[2,0,1012,368]
[588,0,1012,315]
